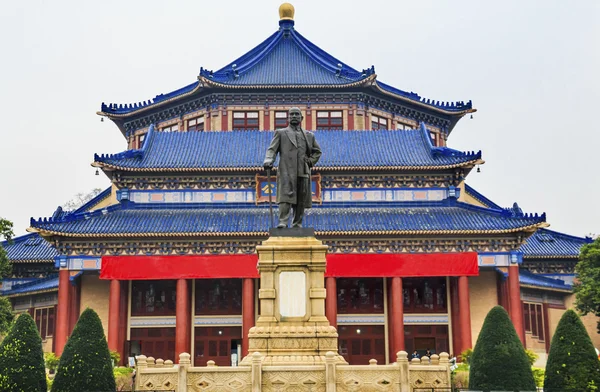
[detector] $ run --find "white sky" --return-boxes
[0,1,598,238]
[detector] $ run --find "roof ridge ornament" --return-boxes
[279,3,295,30]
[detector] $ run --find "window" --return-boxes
[337,278,384,314]
[161,124,179,132]
[338,325,385,365]
[195,279,242,315]
[523,302,545,341]
[138,134,146,148]
[371,114,388,130]
[429,131,437,146]
[402,278,447,313]
[396,122,414,130]
[233,111,259,130]
[274,111,289,128]
[187,116,205,131]
[34,307,55,340]
[132,281,177,316]
[316,111,343,130]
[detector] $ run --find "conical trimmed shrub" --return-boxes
[52,308,116,392]
[0,313,46,392]
[544,309,600,391]
[470,306,536,391]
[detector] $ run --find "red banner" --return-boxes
[325,253,479,277]
[100,255,260,280]
[100,252,478,280]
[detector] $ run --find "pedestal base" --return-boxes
[240,232,346,366]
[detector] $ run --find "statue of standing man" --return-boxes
[263,107,322,228]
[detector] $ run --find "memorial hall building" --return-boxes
[1,4,597,367]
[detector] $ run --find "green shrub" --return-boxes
[469,306,536,391]
[460,347,473,364]
[525,349,539,366]
[544,309,600,392]
[451,369,469,389]
[110,349,121,367]
[532,367,545,388]
[44,352,60,373]
[114,367,134,391]
[52,308,116,392]
[0,313,47,392]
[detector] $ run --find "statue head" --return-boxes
[288,107,303,127]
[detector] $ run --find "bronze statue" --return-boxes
[263,107,322,228]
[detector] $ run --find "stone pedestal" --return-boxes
[241,229,346,366]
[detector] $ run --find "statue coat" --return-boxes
[263,127,322,207]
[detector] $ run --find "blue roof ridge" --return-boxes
[7,274,59,292]
[419,123,481,160]
[100,81,200,115]
[72,186,112,214]
[375,81,473,112]
[94,124,154,164]
[29,198,546,231]
[1,232,37,247]
[519,269,571,289]
[536,228,593,243]
[464,183,503,210]
[453,199,545,222]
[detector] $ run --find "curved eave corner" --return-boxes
[372,81,477,116]
[97,82,203,119]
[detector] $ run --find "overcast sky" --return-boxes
[0,1,598,238]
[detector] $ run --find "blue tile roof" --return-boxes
[1,276,59,296]
[464,184,503,210]
[520,229,592,258]
[29,199,545,237]
[519,270,572,291]
[94,124,482,171]
[100,20,472,116]
[1,233,59,263]
[72,186,112,214]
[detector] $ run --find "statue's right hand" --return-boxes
[263,162,273,170]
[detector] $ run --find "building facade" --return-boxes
[1,4,597,367]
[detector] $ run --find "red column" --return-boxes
[387,279,395,362]
[68,279,81,334]
[348,110,355,129]
[108,280,121,352]
[390,277,405,356]
[305,110,312,131]
[117,281,129,366]
[242,278,255,357]
[450,277,461,357]
[55,270,71,357]
[458,276,472,354]
[263,110,270,130]
[542,303,551,353]
[221,110,228,131]
[325,277,337,329]
[175,279,190,361]
[508,265,525,345]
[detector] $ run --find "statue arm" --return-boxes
[263,130,281,168]
[307,135,322,167]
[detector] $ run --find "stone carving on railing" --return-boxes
[135,350,451,392]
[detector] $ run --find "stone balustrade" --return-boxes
[135,351,451,392]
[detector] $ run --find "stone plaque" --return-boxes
[279,271,306,317]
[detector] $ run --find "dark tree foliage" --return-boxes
[0,296,13,335]
[544,309,600,392]
[0,217,14,279]
[0,313,47,392]
[52,308,116,392]
[469,306,536,392]
[575,237,600,333]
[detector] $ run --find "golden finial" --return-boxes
[279,3,295,21]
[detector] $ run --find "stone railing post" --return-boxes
[136,355,147,391]
[325,351,337,392]
[396,351,410,392]
[430,354,440,365]
[177,353,190,392]
[251,352,263,392]
[439,352,451,384]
